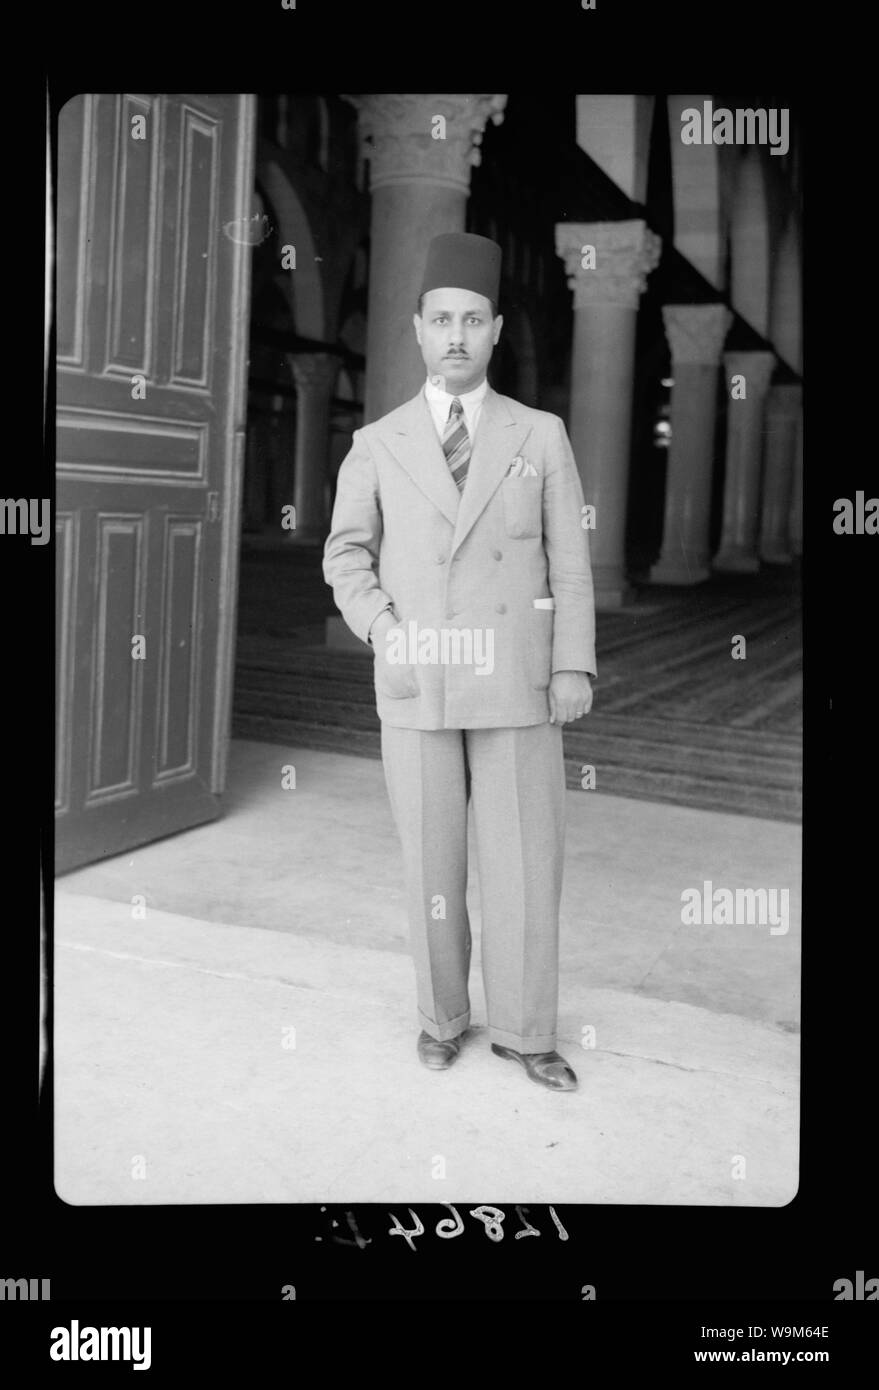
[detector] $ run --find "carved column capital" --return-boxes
[662,303,733,366]
[723,350,776,397]
[555,219,662,309]
[288,351,339,396]
[344,93,507,192]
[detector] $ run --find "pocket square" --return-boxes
[508,456,538,478]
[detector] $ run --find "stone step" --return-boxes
[237,643,801,724]
[233,676,801,776]
[230,712,801,821]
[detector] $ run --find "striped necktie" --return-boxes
[442,397,471,492]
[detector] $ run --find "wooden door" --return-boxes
[55,94,256,872]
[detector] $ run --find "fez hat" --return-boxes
[419,232,502,305]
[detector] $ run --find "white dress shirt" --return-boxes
[424,375,488,441]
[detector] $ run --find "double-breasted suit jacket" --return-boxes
[323,385,597,729]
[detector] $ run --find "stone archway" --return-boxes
[770,213,802,375]
[728,146,772,336]
[667,95,725,292]
[256,146,326,339]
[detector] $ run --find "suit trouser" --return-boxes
[380,721,566,1053]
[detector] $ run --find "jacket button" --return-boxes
[492,549,503,561]
[495,603,507,614]
[436,554,447,564]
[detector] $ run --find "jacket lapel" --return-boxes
[451,388,531,554]
[376,390,461,528]
[374,386,532,543]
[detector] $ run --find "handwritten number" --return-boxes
[548,1205,569,1241]
[435,1203,465,1239]
[513,1205,540,1239]
[469,1205,506,1242]
[388,1208,425,1251]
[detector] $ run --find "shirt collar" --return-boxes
[424,375,489,411]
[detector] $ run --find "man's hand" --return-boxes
[371,612,419,699]
[548,671,593,725]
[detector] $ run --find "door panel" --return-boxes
[56,94,256,872]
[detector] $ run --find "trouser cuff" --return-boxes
[489,1024,557,1054]
[418,1006,470,1042]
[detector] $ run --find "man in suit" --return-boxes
[323,232,596,1091]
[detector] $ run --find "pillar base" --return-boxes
[648,559,711,586]
[713,550,760,574]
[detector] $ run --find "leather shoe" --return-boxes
[491,1042,578,1091]
[417,1029,463,1070]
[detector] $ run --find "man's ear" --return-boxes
[492,313,504,345]
[413,312,423,345]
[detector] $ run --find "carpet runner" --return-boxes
[232,547,802,822]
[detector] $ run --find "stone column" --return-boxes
[759,382,802,564]
[346,93,507,423]
[286,352,339,542]
[555,219,662,609]
[770,212,802,560]
[713,351,776,573]
[649,303,732,585]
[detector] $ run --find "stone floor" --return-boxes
[54,739,801,1206]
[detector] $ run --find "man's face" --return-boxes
[414,288,503,394]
